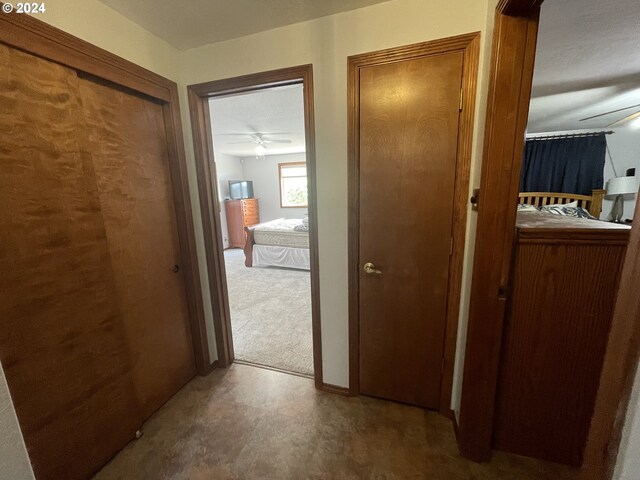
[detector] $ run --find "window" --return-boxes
[279,162,308,208]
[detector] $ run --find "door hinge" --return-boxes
[449,236,454,256]
[459,88,464,111]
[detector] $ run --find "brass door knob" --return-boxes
[363,262,382,275]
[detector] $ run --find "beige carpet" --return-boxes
[224,249,313,376]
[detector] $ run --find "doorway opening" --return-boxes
[187,66,323,387]
[491,0,638,469]
[457,1,640,479]
[210,84,312,376]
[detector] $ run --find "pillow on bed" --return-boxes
[517,204,539,212]
[540,205,597,220]
[294,216,309,232]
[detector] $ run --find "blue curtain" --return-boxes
[520,134,606,195]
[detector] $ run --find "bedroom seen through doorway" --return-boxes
[208,83,314,378]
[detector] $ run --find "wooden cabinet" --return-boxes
[493,212,630,467]
[226,198,260,248]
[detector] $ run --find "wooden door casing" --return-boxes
[78,77,197,420]
[0,44,141,480]
[357,52,464,408]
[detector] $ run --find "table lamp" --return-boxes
[606,175,639,223]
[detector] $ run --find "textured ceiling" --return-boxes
[209,84,305,158]
[527,0,640,133]
[98,0,391,50]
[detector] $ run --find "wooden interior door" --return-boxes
[358,51,464,408]
[0,45,140,480]
[78,78,196,419]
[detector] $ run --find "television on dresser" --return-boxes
[228,180,254,200]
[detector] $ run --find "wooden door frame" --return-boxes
[457,1,640,479]
[187,65,325,389]
[0,9,211,376]
[347,32,481,416]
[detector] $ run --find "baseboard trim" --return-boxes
[320,383,350,396]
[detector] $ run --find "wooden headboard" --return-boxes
[518,189,606,218]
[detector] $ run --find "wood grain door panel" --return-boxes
[78,78,196,419]
[494,238,627,466]
[0,45,140,480]
[358,52,464,408]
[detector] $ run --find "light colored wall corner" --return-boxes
[0,365,35,480]
[451,0,499,417]
[177,0,491,388]
[603,129,640,221]
[214,153,246,248]
[242,153,308,222]
[615,364,640,480]
[32,0,180,80]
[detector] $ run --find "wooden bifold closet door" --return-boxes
[78,78,196,420]
[0,43,195,480]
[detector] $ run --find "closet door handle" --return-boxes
[172,264,181,273]
[363,262,382,275]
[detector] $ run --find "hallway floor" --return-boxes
[94,364,579,480]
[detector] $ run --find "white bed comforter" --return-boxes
[253,218,309,248]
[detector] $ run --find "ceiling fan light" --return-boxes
[255,145,266,156]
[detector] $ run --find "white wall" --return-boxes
[214,153,245,248]
[242,153,308,222]
[35,0,179,80]
[0,368,34,480]
[450,0,499,417]
[178,0,492,388]
[603,129,640,221]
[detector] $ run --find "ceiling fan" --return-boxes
[225,132,291,145]
[579,103,640,128]
[222,132,292,157]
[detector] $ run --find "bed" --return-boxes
[243,218,310,270]
[518,188,606,219]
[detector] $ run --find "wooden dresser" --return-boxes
[225,198,259,248]
[493,211,630,467]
